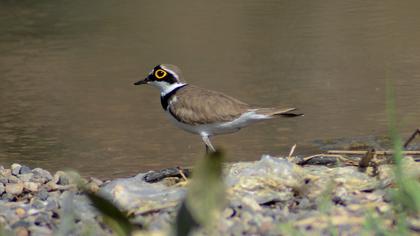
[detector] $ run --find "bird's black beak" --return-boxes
[134,77,149,85]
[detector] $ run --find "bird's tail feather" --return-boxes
[254,107,303,117]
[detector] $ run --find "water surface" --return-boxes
[1,0,419,178]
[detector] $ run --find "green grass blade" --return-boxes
[85,192,133,236]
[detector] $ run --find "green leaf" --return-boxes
[85,191,133,236]
[174,150,226,236]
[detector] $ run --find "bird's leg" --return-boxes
[201,135,216,153]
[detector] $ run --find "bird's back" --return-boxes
[168,85,250,125]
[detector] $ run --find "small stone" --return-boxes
[45,181,58,191]
[54,171,70,185]
[0,177,8,185]
[223,207,236,218]
[0,183,5,194]
[19,166,31,174]
[6,183,24,195]
[34,213,50,226]
[89,177,104,186]
[11,163,22,176]
[0,216,6,225]
[2,192,16,201]
[15,227,29,236]
[8,175,21,183]
[19,173,34,182]
[45,199,59,211]
[15,207,26,217]
[32,199,46,209]
[36,189,49,201]
[31,168,53,183]
[11,220,30,229]
[86,181,100,193]
[29,225,53,236]
[0,168,11,177]
[24,182,39,192]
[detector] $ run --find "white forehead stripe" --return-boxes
[161,65,179,80]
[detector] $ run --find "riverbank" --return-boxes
[1,153,419,235]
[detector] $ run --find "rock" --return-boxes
[45,199,59,211]
[8,175,21,184]
[15,208,26,218]
[19,173,34,182]
[54,171,70,185]
[89,177,104,186]
[11,163,22,176]
[19,166,31,175]
[0,177,8,185]
[45,181,58,191]
[28,225,53,236]
[31,199,46,209]
[31,168,53,184]
[86,181,100,193]
[100,173,186,210]
[36,189,49,201]
[0,183,5,194]
[6,183,24,195]
[24,182,40,192]
[14,227,29,236]
[11,220,30,229]
[2,192,16,201]
[0,167,12,178]
[34,213,50,226]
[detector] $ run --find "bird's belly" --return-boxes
[165,110,268,136]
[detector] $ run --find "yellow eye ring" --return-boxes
[155,69,167,79]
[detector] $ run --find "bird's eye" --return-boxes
[155,69,167,79]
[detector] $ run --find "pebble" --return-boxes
[31,199,46,209]
[29,225,53,236]
[24,182,40,192]
[0,167,11,177]
[36,189,49,201]
[34,213,50,226]
[6,183,24,195]
[11,220,30,229]
[8,175,21,184]
[11,163,22,176]
[19,173,34,182]
[15,207,26,217]
[15,227,29,236]
[45,199,59,211]
[32,168,53,183]
[0,159,416,236]
[2,192,16,201]
[19,165,32,175]
[0,177,8,185]
[89,177,103,186]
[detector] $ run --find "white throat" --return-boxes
[152,81,187,96]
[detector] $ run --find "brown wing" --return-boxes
[169,85,250,125]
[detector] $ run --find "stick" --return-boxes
[404,128,420,149]
[327,150,420,155]
[288,144,297,160]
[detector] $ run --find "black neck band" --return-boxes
[160,84,188,110]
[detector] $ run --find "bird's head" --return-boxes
[134,64,185,94]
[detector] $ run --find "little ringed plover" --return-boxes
[134,64,303,152]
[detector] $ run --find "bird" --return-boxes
[134,64,303,153]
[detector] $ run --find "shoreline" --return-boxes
[1,153,419,235]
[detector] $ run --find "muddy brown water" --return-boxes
[1,1,419,178]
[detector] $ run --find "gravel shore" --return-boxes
[1,155,419,235]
